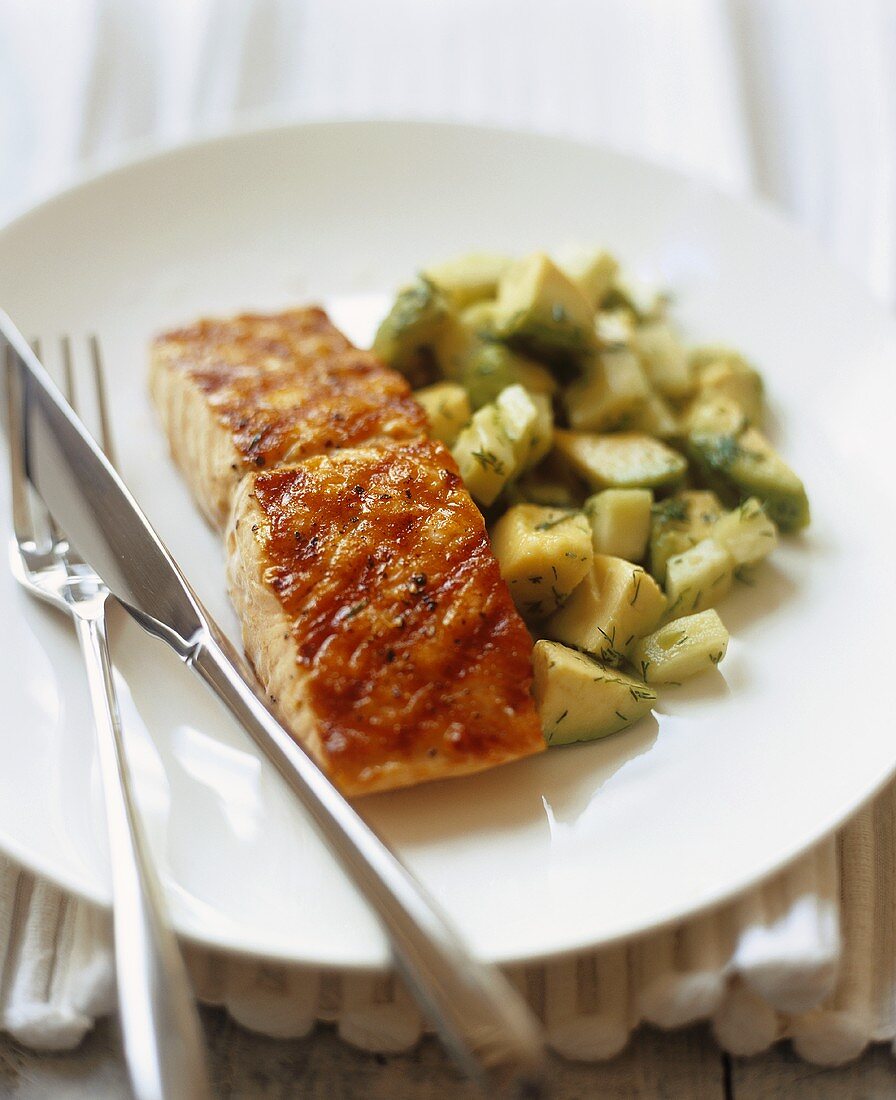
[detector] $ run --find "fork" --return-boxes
[6,338,211,1100]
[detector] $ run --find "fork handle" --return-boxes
[73,608,211,1100]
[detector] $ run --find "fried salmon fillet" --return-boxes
[228,440,545,794]
[150,308,426,527]
[151,306,544,795]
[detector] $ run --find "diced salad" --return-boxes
[373,249,810,746]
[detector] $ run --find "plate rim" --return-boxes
[3,117,896,969]
[1,113,884,311]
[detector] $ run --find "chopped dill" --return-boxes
[629,572,643,606]
[471,449,505,475]
[665,593,684,618]
[701,434,742,472]
[595,624,624,665]
[534,511,577,531]
[652,497,688,524]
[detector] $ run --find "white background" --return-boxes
[1,0,894,306]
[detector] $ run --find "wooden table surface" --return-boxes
[2,1011,895,1098]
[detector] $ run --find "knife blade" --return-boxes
[2,315,205,655]
[0,311,546,1097]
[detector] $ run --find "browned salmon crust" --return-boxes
[228,441,545,794]
[150,307,426,527]
[152,307,544,795]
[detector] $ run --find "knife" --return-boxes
[0,312,545,1097]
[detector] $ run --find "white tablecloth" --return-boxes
[1,0,894,1066]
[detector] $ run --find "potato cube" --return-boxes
[690,346,764,424]
[664,538,735,619]
[585,489,653,562]
[632,610,730,683]
[711,498,778,565]
[633,320,694,399]
[495,385,553,471]
[451,405,517,505]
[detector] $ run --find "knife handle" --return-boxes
[74,606,211,1100]
[192,635,545,1098]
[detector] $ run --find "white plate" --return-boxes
[1,121,895,969]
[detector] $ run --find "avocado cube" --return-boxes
[462,342,557,409]
[507,451,589,510]
[451,385,553,504]
[630,392,680,439]
[697,358,764,425]
[564,347,650,432]
[596,307,637,345]
[633,320,695,400]
[490,505,593,619]
[554,430,687,492]
[414,381,472,445]
[533,640,657,745]
[649,490,725,585]
[460,299,499,334]
[556,247,619,307]
[426,313,476,380]
[682,395,749,437]
[687,425,810,532]
[546,554,667,665]
[373,278,453,385]
[494,253,597,369]
[424,252,512,308]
